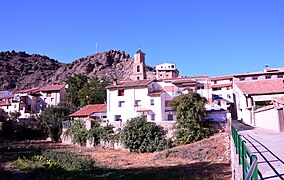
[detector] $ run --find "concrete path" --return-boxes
[233,120,284,180]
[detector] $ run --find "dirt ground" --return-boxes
[0,132,231,179]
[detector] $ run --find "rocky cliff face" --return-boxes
[0,51,63,90]
[0,50,155,91]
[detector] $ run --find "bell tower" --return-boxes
[131,49,146,80]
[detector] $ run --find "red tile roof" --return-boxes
[18,87,40,94]
[106,80,153,89]
[210,75,233,81]
[70,104,107,117]
[0,100,10,106]
[212,83,232,88]
[40,84,65,92]
[272,96,284,105]
[235,79,284,95]
[147,90,164,97]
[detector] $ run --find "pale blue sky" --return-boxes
[1,0,284,76]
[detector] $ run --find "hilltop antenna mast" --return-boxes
[95,42,98,53]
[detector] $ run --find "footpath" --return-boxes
[232,120,284,180]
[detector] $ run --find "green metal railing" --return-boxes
[231,126,258,180]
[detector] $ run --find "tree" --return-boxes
[64,119,88,146]
[170,90,212,145]
[65,74,109,108]
[65,74,89,108]
[40,105,70,142]
[122,116,170,153]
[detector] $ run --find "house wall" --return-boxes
[233,85,252,125]
[41,90,63,108]
[254,108,280,132]
[107,86,165,127]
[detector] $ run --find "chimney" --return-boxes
[113,79,117,85]
[264,64,269,72]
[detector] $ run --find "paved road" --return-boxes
[233,120,284,180]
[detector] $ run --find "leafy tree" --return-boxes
[87,122,115,145]
[64,119,88,146]
[8,111,21,121]
[65,74,89,108]
[65,74,109,108]
[122,116,171,153]
[170,90,212,145]
[40,105,70,142]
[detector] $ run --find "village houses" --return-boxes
[0,49,284,133]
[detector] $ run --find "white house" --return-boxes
[156,63,179,80]
[233,78,284,128]
[40,84,66,108]
[106,79,166,128]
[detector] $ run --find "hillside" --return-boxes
[0,50,155,91]
[0,51,63,90]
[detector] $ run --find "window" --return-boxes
[137,65,140,72]
[135,100,141,107]
[197,86,204,90]
[44,98,47,102]
[226,86,231,90]
[118,89,124,96]
[240,77,245,81]
[51,98,54,102]
[160,74,162,76]
[6,106,9,109]
[150,114,155,121]
[165,100,172,107]
[115,115,121,121]
[137,76,140,80]
[150,99,154,106]
[212,87,222,91]
[168,114,173,121]
[265,75,271,79]
[118,101,125,107]
[47,92,52,97]
[227,94,231,99]
[171,65,175,68]
[214,81,217,84]
[252,76,258,80]
[278,75,283,78]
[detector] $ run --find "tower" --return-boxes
[131,49,147,80]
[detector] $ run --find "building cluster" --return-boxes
[1,50,283,133]
[0,84,66,119]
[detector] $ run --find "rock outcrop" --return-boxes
[0,50,155,91]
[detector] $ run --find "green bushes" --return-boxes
[65,120,116,146]
[15,150,94,171]
[122,116,171,153]
[170,90,213,145]
[64,120,88,146]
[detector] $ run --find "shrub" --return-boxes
[40,105,70,142]
[170,90,213,145]
[64,119,88,146]
[122,116,171,153]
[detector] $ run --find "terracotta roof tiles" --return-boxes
[40,84,66,92]
[235,79,284,95]
[70,104,107,117]
[106,79,153,89]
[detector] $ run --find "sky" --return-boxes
[1,0,284,77]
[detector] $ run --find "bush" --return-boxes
[170,90,213,145]
[64,119,88,146]
[122,116,171,153]
[40,105,70,142]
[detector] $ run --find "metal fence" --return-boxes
[231,126,258,180]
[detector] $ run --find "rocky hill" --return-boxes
[0,50,155,91]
